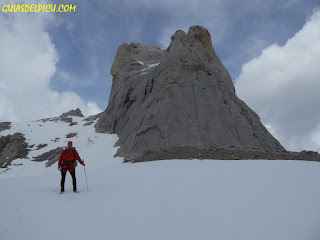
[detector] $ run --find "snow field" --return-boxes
[1,160,320,240]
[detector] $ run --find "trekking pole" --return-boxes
[83,159,89,191]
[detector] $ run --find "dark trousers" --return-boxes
[61,169,77,191]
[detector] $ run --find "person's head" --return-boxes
[67,141,73,149]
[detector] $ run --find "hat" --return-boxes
[67,141,73,145]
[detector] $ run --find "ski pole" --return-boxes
[83,159,89,191]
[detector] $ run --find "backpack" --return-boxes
[64,147,77,167]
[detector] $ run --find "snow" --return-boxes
[0,116,122,177]
[147,63,160,68]
[1,160,320,240]
[1,117,320,239]
[141,62,160,72]
[137,60,144,65]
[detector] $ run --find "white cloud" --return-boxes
[122,0,226,49]
[312,124,320,149]
[158,24,189,49]
[235,9,320,152]
[0,10,102,122]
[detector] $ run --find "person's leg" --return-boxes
[60,171,66,192]
[70,168,77,191]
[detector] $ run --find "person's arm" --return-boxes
[58,150,65,169]
[75,150,84,165]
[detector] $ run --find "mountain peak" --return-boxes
[188,25,214,50]
[170,25,214,51]
[60,108,84,118]
[95,25,285,162]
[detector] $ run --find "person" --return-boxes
[58,141,85,193]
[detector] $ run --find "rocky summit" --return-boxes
[95,25,288,162]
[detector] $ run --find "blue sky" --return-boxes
[1,0,320,152]
[48,0,319,110]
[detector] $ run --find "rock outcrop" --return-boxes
[0,133,29,168]
[33,147,64,167]
[0,108,85,169]
[0,122,11,132]
[95,25,287,162]
[60,108,84,118]
[39,108,84,126]
[59,108,84,126]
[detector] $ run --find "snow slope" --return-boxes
[1,117,320,240]
[0,116,122,177]
[1,160,320,240]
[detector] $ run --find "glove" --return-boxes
[82,162,85,166]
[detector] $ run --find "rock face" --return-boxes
[0,133,29,168]
[60,108,84,118]
[0,122,11,132]
[33,147,64,167]
[40,108,85,126]
[95,25,286,162]
[59,108,84,126]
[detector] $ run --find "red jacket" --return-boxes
[58,148,83,169]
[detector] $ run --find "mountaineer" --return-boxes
[58,141,85,193]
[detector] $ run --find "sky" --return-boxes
[0,0,320,152]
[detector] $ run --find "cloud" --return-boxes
[150,0,225,49]
[235,9,320,152]
[158,24,190,49]
[134,0,310,79]
[0,9,102,122]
